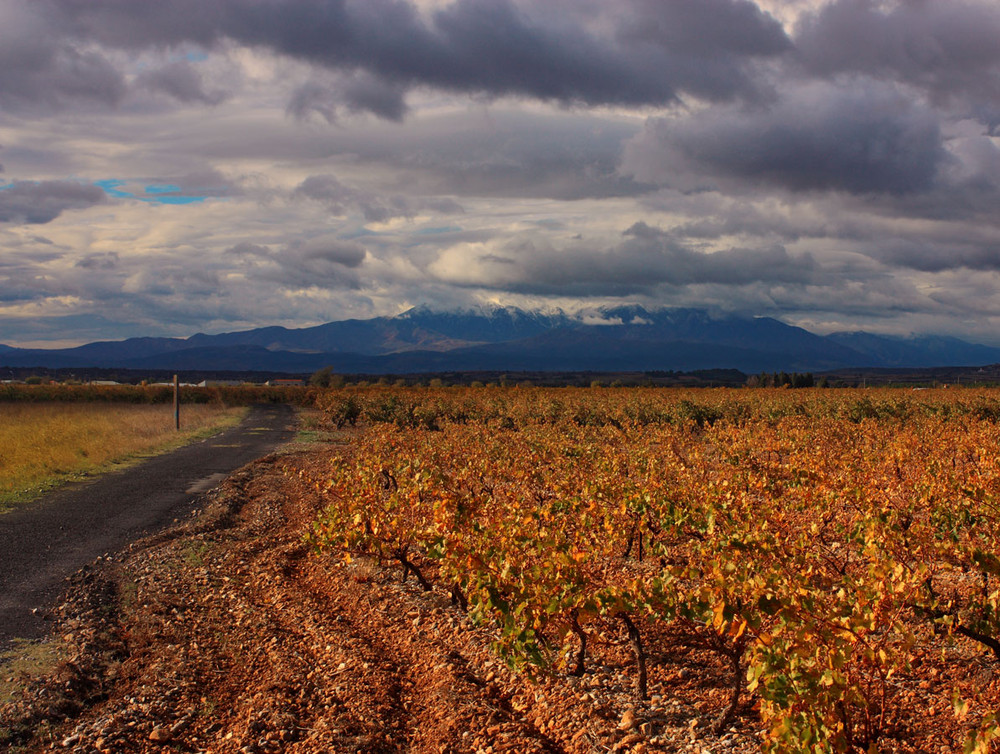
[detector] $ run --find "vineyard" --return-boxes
[305,387,1000,752]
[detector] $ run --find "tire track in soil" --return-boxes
[226,457,565,752]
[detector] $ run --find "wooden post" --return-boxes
[173,374,180,430]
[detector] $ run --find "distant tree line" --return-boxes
[746,372,824,388]
[307,366,753,388]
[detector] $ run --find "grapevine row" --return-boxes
[306,389,1000,752]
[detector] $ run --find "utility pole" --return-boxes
[173,374,180,430]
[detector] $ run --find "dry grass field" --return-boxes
[0,402,246,509]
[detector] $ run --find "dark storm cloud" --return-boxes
[0,1,125,113]
[620,0,789,57]
[287,73,409,122]
[135,60,228,105]
[0,245,75,304]
[836,129,1000,228]
[795,0,1000,123]
[49,0,790,110]
[287,237,367,269]
[328,110,653,201]
[226,236,366,290]
[0,273,53,304]
[294,174,462,221]
[437,222,819,297]
[75,252,119,270]
[339,73,409,121]
[613,0,791,101]
[0,44,125,113]
[0,180,108,224]
[868,238,1000,274]
[615,221,818,287]
[293,175,369,215]
[224,241,270,259]
[124,266,223,298]
[623,84,948,196]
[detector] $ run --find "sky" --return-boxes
[1,0,1000,348]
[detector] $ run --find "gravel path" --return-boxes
[0,402,296,650]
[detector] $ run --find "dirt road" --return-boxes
[0,403,296,650]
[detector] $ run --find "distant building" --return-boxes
[197,380,244,387]
[266,378,305,387]
[90,380,120,386]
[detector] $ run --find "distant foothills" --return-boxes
[3,306,1000,378]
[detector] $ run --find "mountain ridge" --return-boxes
[3,306,1000,374]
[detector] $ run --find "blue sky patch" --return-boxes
[143,184,205,204]
[415,226,462,235]
[94,179,132,198]
[94,179,207,205]
[144,184,182,194]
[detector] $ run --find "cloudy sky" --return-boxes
[2,0,1000,347]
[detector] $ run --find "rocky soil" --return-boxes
[0,434,992,753]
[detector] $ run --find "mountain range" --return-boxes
[2,306,1000,374]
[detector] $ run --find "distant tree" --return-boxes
[309,366,344,388]
[309,366,332,387]
[791,373,815,388]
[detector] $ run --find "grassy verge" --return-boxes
[0,639,67,708]
[0,403,247,512]
[283,407,353,450]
